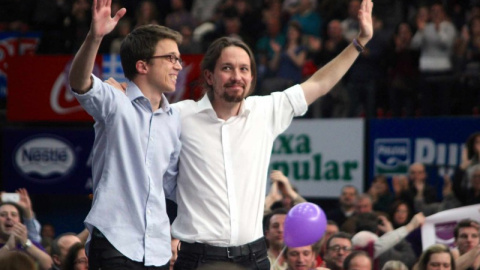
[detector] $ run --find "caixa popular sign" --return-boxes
[3,127,94,194]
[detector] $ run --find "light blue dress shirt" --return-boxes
[73,75,181,266]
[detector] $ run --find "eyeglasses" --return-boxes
[148,54,183,65]
[328,245,353,253]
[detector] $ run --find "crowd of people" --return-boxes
[1,0,480,118]
[1,0,480,269]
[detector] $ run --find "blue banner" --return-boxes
[368,117,480,191]
[2,127,94,194]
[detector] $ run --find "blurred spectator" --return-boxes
[410,2,457,116]
[133,0,160,28]
[0,202,53,270]
[327,185,358,228]
[63,0,92,53]
[414,175,461,216]
[453,163,480,206]
[109,17,133,54]
[323,232,353,270]
[41,222,56,254]
[264,170,306,214]
[455,16,480,115]
[61,242,87,270]
[345,15,390,118]
[415,244,455,270]
[309,19,350,118]
[0,250,36,270]
[453,132,480,190]
[165,0,196,32]
[396,163,438,212]
[341,0,361,42]
[388,200,422,258]
[343,250,373,270]
[51,233,81,270]
[190,0,222,25]
[289,0,323,38]
[283,244,317,270]
[262,21,307,93]
[368,175,395,214]
[384,22,420,117]
[178,25,202,54]
[381,260,408,270]
[313,220,340,268]
[33,0,71,54]
[264,208,288,270]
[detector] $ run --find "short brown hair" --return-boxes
[201,37,257,98]
[120,24,182,80]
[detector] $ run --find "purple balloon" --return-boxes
[284,202,327,248]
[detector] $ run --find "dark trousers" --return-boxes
[173,238,270,270]
[88,228,169,270]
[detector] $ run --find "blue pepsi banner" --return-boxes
[2,127,94,194]
[368,117,480,188]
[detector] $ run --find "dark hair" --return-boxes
[0,202,25,223]
[263,208,288,233]
[61,242,85,270]
[389,200,413,228]
[120,24,182,80]
[326,232,352,249]
[417,244,455,270]
[466,132,480,160]
[201,37,257,98]
[343,250,372,270]
[355,212,379,233]
[454,219,480,239]
[0,250,36,270]
[287,20,303,44]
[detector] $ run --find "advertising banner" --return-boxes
[2,127,94,194]
[6,54,203,121]
[270,119,364,198]
[369,117,480,188]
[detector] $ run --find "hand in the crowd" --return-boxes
[406,212,425,232]
[4,234,16,250]
[460,147,472,170]
[105,77,127,92]
[357,0,374,43]
[91,0,126,38]
[308,36,322,51]
[16,188,34,219]
[442,175,452,197]
[270,40,281,53]
[268,181,283,202]
[10,222,28,246]
[377,215,394,233]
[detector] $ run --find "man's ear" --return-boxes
[52,254,61,266]
[204,70,213,86]
[136,60,148,75]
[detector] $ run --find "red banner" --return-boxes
[7,54,203,122]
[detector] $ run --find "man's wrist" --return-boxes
[22,239,32,250]
[353,38,366,53]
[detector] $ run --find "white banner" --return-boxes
[421,204,480,250]
[269,119,364,198]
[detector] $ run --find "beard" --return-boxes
[219,81,247,103]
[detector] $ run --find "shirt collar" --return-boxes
[126,81,172,114]
[197,94,251,117]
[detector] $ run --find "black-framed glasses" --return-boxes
[328,245,353,253]
[148,54,183,65]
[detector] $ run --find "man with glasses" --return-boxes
[69,0,182,269]
[323,232,353,270]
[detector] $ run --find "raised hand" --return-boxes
[91,0,126,38]
[16,188,33,219]
[357,0,374,42]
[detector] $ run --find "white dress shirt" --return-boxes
[73,75,181,266]
[171,84,307,246]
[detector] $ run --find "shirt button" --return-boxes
[147,209,151,215]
